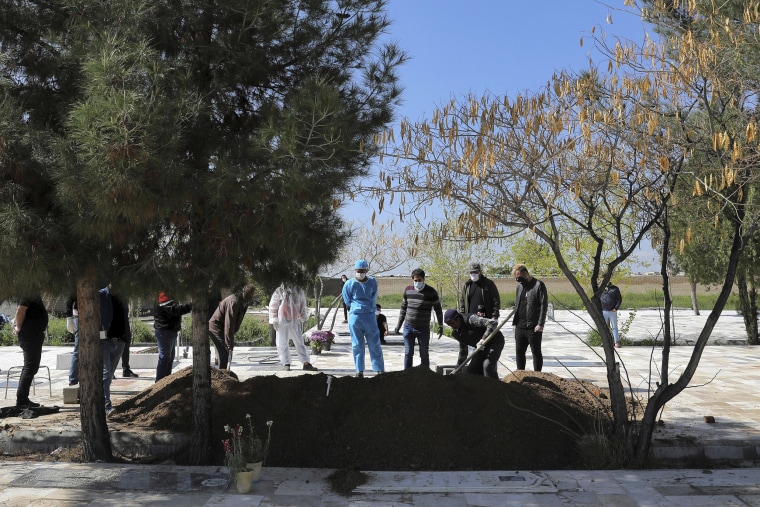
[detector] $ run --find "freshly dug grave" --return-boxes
[112,366,612,471]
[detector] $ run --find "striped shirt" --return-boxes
[398,284,443,328]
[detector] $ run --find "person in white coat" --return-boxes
[269,284,318,371]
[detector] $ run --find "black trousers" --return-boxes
[515,327,543,371]
[17,334,44,404]
[209,331,230,369]
[121,333,133,371]
[466,332,504,378]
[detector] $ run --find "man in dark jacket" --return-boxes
[101,285,131,416]
[394,268,444,369]
[600,282,623,348]
[511,264,548,371]
[458,262,500,319]
[13,295,48,408]
[209,284,255,370]
[443,308,503,378]
[154,292,192,382]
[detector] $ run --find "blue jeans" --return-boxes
[402,323,430,369]
[102,339,125,410]
[603,310,619,342]
[349,312,385,373]
[155,328,177,382]
[68,318,79,385]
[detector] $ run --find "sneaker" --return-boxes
[303,363,318,371]
[69,381,78,386]
[614,342,621,349]
[354,371,364,378]
[123,369,138,378]
[16,400,40,408]
[282,364,290,371]
[106,407,116,417]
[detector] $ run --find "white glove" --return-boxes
[272,319,279,331]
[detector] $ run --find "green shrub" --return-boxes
[0,324,14,346]
[46,317,73,345]
[587,310,637,346]
[131,319,156,343]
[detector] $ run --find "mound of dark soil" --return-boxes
[112,366,612,471]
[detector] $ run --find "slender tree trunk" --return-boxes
[77,268,112,461]
[738,270,759,345]
[189,288,211,465]
[689,279,700,316]
[632,221,746,468]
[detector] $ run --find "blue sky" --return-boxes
[346,1,659,271]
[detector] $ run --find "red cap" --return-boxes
[158,292,171,303]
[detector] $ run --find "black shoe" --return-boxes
[123,369,138,378]
[16,400,40,408]
[282,364,290,371]
[354,371,363,378]
[303,363,318,371]
[380,340,387,344]
[69,381,78,386]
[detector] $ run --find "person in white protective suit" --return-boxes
[269,284,318,371]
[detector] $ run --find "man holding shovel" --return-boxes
[443,309,504,378]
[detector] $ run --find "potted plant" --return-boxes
[223,416,273,491]
[309,330,334,353]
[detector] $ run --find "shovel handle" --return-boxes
[449,308,516,375]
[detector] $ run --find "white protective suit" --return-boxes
[269,284,310,367]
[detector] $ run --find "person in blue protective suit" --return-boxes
[342,260,385,377]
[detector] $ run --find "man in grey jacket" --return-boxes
[511,264,548,371]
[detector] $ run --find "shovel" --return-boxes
[449,308,516,375]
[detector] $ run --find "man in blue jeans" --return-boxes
[100,285,131,416]
[153,292,192,382]
[342,259,385,377]
[66,295,80,386]
[394,268,443,369]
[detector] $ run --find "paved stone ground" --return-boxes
[0,308,759,505]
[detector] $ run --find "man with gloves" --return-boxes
[394,268,444,369]
[269,283,317,371]
[153,292,192,382]
[342,260,385,377]
[443,308,504,378]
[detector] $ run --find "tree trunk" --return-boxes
[189,289,211,465]
[689,279,700,316]
[77,268,112,461]
[632,222,745,468]
[737,270,759,345]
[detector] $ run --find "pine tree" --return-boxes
[0,0,405,462]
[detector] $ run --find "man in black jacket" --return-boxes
[458,262,500,319]
[511,264,548,371]
[443,309,503,378]
[153,292,192,382]
[600,282,623,348]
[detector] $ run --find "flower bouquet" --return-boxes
[223,415,274,476]
[309,330,334,352]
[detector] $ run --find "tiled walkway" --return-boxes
[0,308,758,505]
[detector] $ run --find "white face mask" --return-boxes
[413,281,425,291]
[356,272,366,280]
[375,310,381,316]
[470,273,480,282]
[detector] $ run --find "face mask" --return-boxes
[375,310,381,316]
[470,273,480,282]
[515,277,525,284]
[356,272,366,280]
[413,281,425,291]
